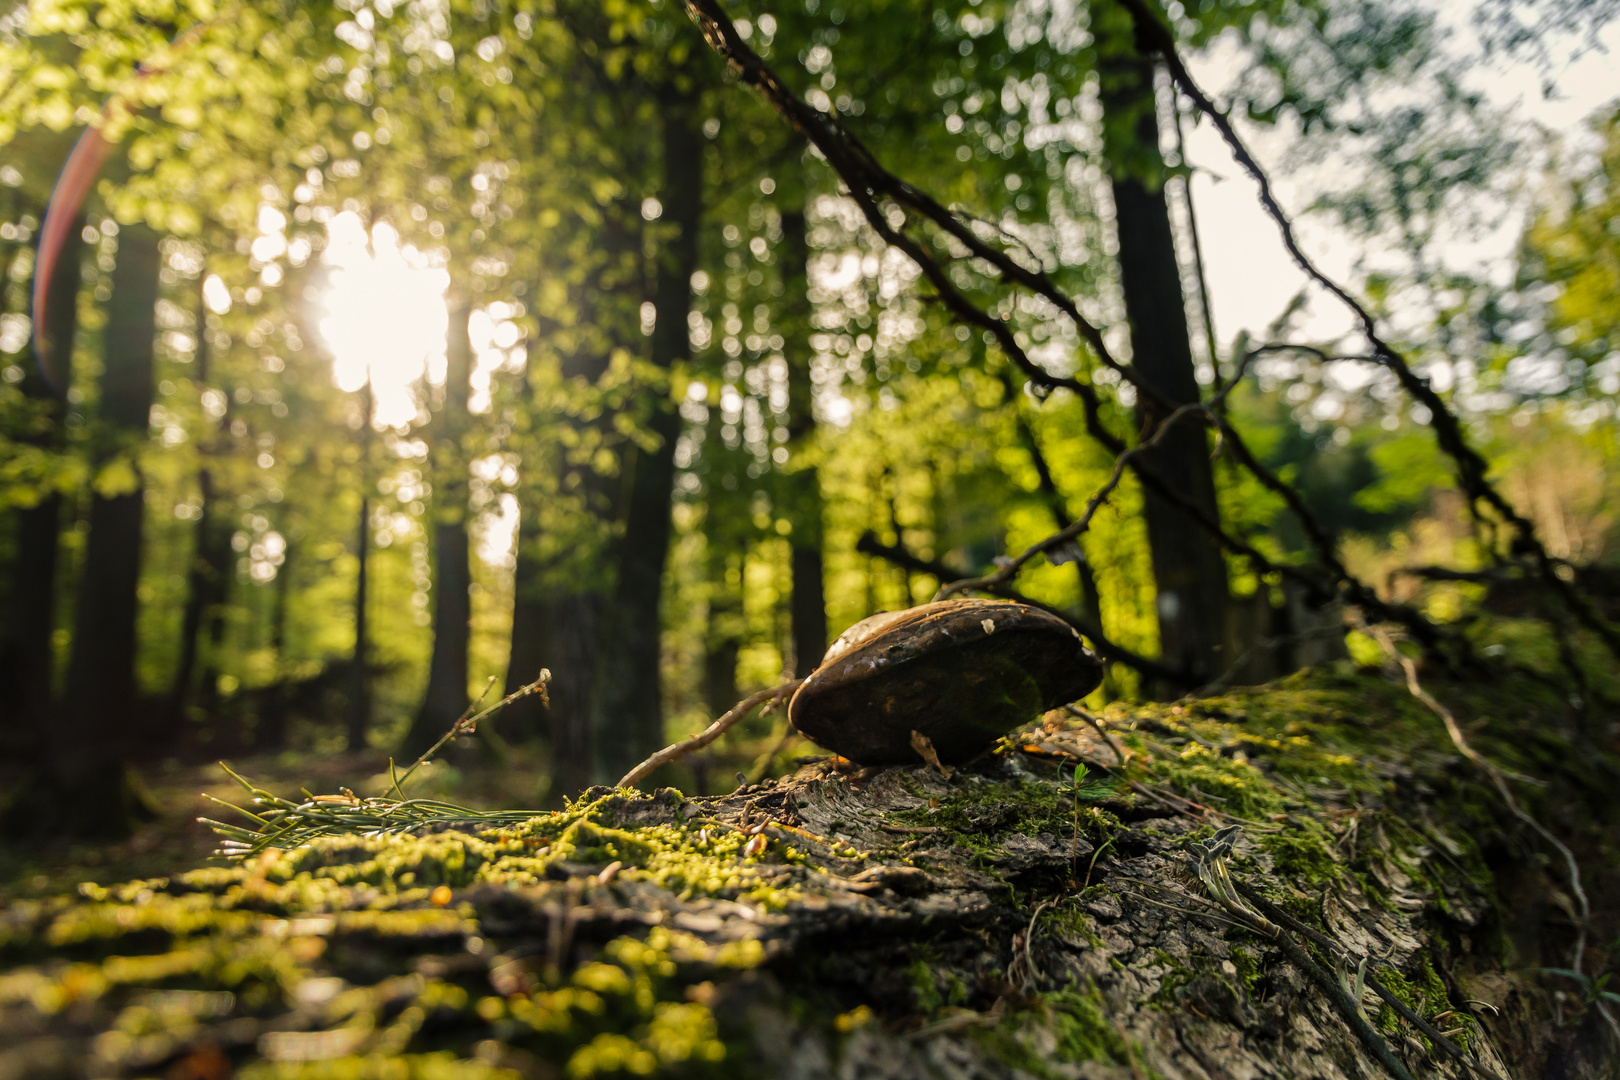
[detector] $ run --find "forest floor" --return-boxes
[0,746,559,903]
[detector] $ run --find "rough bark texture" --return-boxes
[1095,11,1230,689]
[0,215,83,761]
[593,93,704,785]
[0,667,1612,1079]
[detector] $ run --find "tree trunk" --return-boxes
[503,225,633,774]
[0,214,83,762]
[404,304,474,757]
[500,509,549,741]
[3,670,1610,1080]
[779,207,828,676]
[170,287,233,725]
[49,224,160,836]
[1095,5,1229,688]
[347,382,373,752]
[258,539,291,751]
[540,591,606,797]
[592,93,704,785]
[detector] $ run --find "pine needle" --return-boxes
[199,672,552,861]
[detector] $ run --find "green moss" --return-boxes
[1259,818,1339,886]
[908,958,944,1013]
[239,1053,520,1079]
[972,985,1133,1078]
[1228,947,1262,995]
[1371,955,1473,1052]
[894,777,1121,873]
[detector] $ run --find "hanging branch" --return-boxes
[677,0,1444,650]
[617,680,803,789]
[1113,0,1620,659]
[853,531,1192,686]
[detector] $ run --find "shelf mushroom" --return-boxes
[787,599,1103,765]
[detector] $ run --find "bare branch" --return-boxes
[618,680,803,789]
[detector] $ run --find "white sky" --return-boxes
[319,213,450,427]
[1183,7,1620,351]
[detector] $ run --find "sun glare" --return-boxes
[319,212,450,428]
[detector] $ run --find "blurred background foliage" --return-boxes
[0,0,1616,838]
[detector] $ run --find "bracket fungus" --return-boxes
[787,599,1103,765]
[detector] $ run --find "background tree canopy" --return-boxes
[0,0,1615,823]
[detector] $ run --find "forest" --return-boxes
[0,0,1618,1076]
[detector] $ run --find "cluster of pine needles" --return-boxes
[199,673,552,862]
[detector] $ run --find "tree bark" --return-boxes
[2,671,1608,1079]
[0,214,83,761]
[404,304,474,757]
[49,224,160,836]
[592,92,704,785]
[1095,4,1229,688]
[779,207,828,676]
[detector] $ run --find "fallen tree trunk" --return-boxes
[0,666,1614,1079]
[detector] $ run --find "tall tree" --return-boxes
[1094,0,1229,686]
[594,90,706,784]
[779,203,828,677]
[0,215,83,760]
[504,190,642,792]
[49,223,159,835]
[169,281,234,724]
[348,380,373,752]
[404,302,473,756]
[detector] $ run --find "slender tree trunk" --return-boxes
[500,509,549,740]
[0,215,83,761]
[405,304,474,757]
[703,543,743,720]
[509,205,638,794]
[542,592,605,796]
[258,539,291,751]
[1095,5,1228,687]
[347,381,373,752]
[779,207,827,676]
[170,286,232,723]
[593,93,704,784]
[48,224,160,836]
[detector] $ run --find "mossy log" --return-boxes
[1,667,1615,1079]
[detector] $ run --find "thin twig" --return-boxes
[1361,621,1590,977]
[1066,704,1127,766]
[1118,0,1620,662]
[1235,881,1512,1080]
[679,0,1423,645]
[936,348,1257,602]
[393,671,550,795]
[617,679,804,789]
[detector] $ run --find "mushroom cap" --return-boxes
[787,598,1102,765]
